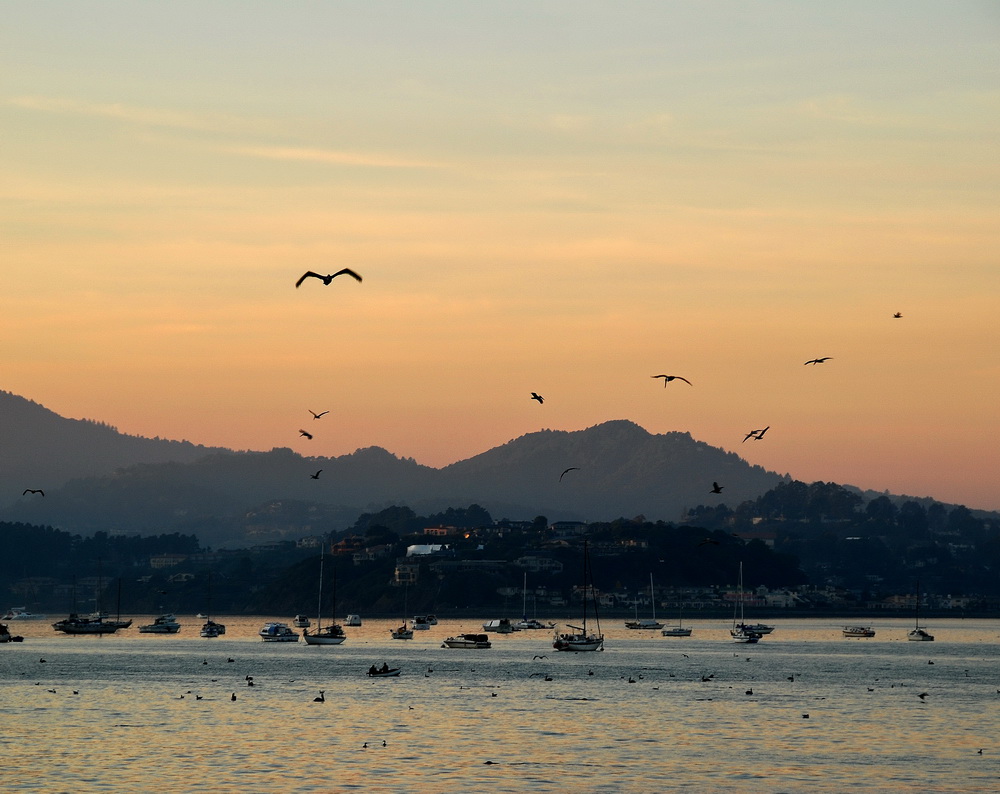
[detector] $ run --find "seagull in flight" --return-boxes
[559,467,580,482]
[299,429,313,440]
[804,357,833,365]
[309,410,329,420]
[295,269,363,288]
[710,482,723,494]
[742,429,764,443]
[22,489,45,496]
[310,470,322,480]
[753,425,770,440]
[651,375,692,387]
[893,312,903,318]
[530,392,544,404]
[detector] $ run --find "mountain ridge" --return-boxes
[2,389,782,545]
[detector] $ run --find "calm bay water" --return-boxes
[2,616,998,792]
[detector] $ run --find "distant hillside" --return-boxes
[0,390,228,488]
[0,391,786,545]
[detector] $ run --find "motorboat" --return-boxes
[425,614,439,625]
[843,626,876,638]
[345,614,362,627]
[553,540,604,653]
[2,607,47,621]
[259,622,299,642]
[514,618,554,630]
[0,623,24,642]
[442,633,492,649]
[411,616,432,630]
[293,614,311,628]
[366,665,401,677]
[482,618,515,634]
[738,623,774,635]
[139,614,181,634]
[302,549,347,646]
[200,619,225,637]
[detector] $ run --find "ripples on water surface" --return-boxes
[2,617,998,792]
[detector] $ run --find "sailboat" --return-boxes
[514,573,554,630]
[391,585,413,640]
[200,572,226,638]
[730,563,761,644]
[53,575,132,635]
[553,540,604,652]
[625,573,663,630]
[907,581,934,641]
[661,596,693,637]
[303,548,346,646]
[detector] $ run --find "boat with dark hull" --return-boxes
[442,633,492,649]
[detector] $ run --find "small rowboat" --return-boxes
[366,667,401,677]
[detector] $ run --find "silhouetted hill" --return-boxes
[0,391,785,545]
[0,390,228,488]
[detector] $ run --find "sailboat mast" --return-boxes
[581,540,588,633]
[316,548,325,630]
[650,573,656,621]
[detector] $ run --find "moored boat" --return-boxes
[200,619,225,638]
[53,612,131,635]
[0,623,24,642]
[482,618,515,634]
[293,614,311,628]
[390,624,414,640]
[411,616,432,630]
[442,633,492,649]
[302,549,346,646]
[843,625,876,638]
[3,607,47,621]
[554,540,604,652]
[259,622,299,642]
[625,574,663,630]
[345,614,362,627]
[731,563,762,644]
[661,598,693,637]
[907,581,934,641]
[139,614,181,634]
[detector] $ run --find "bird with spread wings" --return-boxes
[295,269,363,287]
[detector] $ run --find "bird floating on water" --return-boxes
[313,691,325,702]
[295,269,363,288]
[651,375,692,387]
[804,357,833,365]
[530,392,544,404]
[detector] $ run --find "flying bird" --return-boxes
[309,410,329,420]
[754,426,770,440]
[310,470,322,480]
[299,430,313,440]
[893,312,902,318]
[530,392,544,404]
[742,428,765,443]
[710,482,723,494]
[295,268,363,288]
[559,467,580,482]
[804,357,833,365]
[651,375,692,387]
[22,489,44,496]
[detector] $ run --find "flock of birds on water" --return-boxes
[14,265,906,501]
[22,647,990,757]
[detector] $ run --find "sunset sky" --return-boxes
[3,2,998,511]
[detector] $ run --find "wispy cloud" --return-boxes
[9,95,227,131]
[227,144,444,169]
